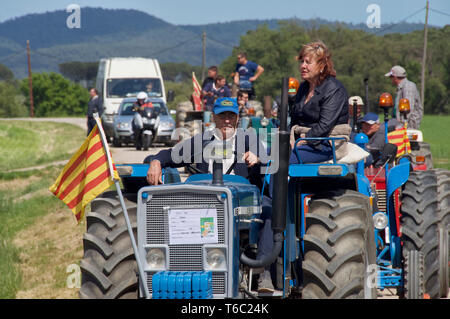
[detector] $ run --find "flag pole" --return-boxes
[93,113,151,299]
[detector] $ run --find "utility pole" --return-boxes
[364,78,370,114]
[26,40,34,117]
[201,31,206,83]
[420,0,429,105]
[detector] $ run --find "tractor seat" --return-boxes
[323,142,370,165]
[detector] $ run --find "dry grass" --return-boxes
[0,175,39,191]
[13,209,86,299]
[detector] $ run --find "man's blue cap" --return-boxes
[213,97,239,114]
[361,112,380,124]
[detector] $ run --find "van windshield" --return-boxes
[107,78,162,98]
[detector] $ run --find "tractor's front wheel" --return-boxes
[79,192,138,299]
[302,190,376,299]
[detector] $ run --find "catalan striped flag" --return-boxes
[388,127,411,157]
[192,72,203,111]
[49,122,120,222]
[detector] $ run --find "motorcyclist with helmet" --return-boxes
[132,92,155,149]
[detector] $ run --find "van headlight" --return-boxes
[373,212,388,230]
[204,247,227,271]
[146,247,167,270]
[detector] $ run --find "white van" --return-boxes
[95,57,166,140]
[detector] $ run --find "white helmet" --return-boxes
[137,91,148,100]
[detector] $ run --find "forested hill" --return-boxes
[0,7,434,78]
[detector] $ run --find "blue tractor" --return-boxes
[79,78,448,299]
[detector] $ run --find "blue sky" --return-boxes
[1,0,449,26]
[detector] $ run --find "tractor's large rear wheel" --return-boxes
[400,170,440,298]
[79,191,138,299]
[302,190,376,299]
[433,168,450,297]
[438,225,449,298]
[403,250,425,299]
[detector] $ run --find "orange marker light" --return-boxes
[415,156,425,163]
[288,77,300,96]
[398,98,411,114]
[379,92,394,108]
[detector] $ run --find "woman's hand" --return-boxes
[291,134,307,149]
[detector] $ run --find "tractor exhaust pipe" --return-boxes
[212,161,224,185]
[240,78,290,268]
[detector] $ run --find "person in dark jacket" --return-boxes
[289,41,349,164]
[146,97,264,186]
[146,97,275,292]
[86,88,103,136]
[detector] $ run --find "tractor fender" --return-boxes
[386,158,410,199]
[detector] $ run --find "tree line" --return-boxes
[219,22,449,115]
[0,22,448,117]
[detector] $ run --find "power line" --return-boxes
[371,6,426,35]
[145,35,200,57]
[429,7,450,18]
[185,29,236,49]
[206,36,236,49]
[0,51,25,63]
[33,50,61,61]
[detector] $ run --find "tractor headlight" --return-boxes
[204,247,227,271]
[373,212,388,230]
[146,248,167,270]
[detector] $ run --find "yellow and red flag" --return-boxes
[49,123,119,222]
[388,127,411,157]
[192,72,203,111]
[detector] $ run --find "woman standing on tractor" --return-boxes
[289,41,350,163]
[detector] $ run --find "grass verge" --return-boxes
[420,115,450,170]
[0,121,87,298]
[0,121,85,171]
[0,166,89,298]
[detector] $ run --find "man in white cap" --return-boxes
[385,65,423,129]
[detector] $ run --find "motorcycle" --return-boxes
[133,106,161,151]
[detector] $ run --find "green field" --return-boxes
[0,121,85,172]
[420,115,450,170]
[0,121,86,298]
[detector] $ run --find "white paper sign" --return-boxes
[168,208,218,245]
